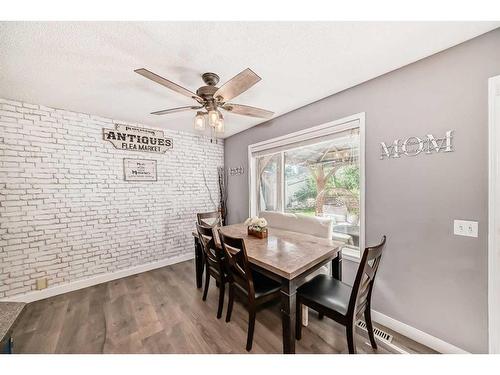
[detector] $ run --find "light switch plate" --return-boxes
[453,220,478,238]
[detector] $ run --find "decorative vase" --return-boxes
[247,226,268,239]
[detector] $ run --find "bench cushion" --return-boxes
[259,211,333,239]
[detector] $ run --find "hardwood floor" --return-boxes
[13,260,436,354]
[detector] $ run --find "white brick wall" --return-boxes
[0,98,224,298]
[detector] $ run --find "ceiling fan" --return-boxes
[134,67,274,139]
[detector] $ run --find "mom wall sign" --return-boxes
[103,124,173,153]
[380,130,454,160]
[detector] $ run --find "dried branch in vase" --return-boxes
[202,169,217,210]
[217,167,228,225]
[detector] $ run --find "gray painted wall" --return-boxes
[224,28,500,353]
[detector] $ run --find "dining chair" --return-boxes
[197,211,221,227]
[218,230,281,351]
[196,223,228,319]
[295,236,387,354]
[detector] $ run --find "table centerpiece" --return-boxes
[244,217,268,239]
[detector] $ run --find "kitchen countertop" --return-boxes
[0,302,26,343]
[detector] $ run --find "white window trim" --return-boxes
[488,75,500,354]
[248,112,365,260]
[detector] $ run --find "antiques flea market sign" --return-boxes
[103,124,173,153]
[380,130,454,160]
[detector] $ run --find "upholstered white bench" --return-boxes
[259,211,333,238]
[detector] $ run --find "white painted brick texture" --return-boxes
[0,98,224,297]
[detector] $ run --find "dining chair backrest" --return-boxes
[196,223,224,274]
[197,211,221,227]
[348,236,387,320]
[218,230,255,299]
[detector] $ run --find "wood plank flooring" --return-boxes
[12,260,436,354]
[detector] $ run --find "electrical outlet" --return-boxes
[453,220,478,238]
[36,278,48,290]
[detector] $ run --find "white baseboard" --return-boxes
[0,253,194,303]
[371,310,469,354]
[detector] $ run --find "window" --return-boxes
[249,114,365,259]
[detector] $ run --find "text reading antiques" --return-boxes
[103,124,173,153]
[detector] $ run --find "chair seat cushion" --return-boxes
[297,274,352,316]
[234,270,281,299]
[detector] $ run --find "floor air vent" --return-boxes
[356,320,394,343]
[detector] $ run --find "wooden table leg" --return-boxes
[280,279,297,354]
[194,237,204,288]
[332,252,342,281]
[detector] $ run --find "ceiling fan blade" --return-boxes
[135,68,203,102]
[151,106,203,116]
[222,103,274,119]
[214,68,261,102]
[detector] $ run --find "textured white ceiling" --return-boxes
[1,22,498,137]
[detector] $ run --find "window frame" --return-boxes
[248,113,365,261]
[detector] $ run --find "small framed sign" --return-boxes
[123,158,157,181]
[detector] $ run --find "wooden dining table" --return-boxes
[192,223,344,354]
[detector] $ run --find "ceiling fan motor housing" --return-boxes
[196,85,219,110]
[197,73,221,110]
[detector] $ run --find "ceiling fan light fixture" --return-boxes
[216,114,225,134]
[208,110,219,128]
[194,111,206,131]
